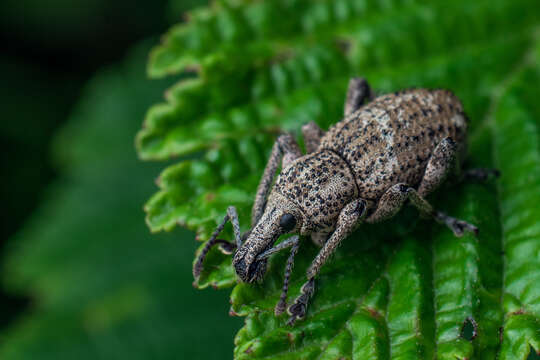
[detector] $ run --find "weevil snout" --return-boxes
[233,252,268,283]
[233,193,303,283]
[232,216,280,283]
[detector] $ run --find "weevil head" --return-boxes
[233,192,303,283]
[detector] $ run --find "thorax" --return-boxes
[274,150,358,233]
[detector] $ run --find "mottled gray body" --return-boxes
[323,89,467,199]
[276,89,467,236]
[193,78,498,325]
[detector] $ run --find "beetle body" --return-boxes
[275,89,467,235]
[322,89,467,198]
[195,79,496,325]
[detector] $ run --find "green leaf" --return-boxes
[138,0,540,358]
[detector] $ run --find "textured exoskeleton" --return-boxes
[193,78,499,325]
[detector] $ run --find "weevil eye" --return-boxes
[279,213,296,232]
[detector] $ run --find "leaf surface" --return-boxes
[138,0,540,358]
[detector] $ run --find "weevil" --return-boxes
[193,78,499,325]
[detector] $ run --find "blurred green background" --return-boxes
[1,0,539,359]
[0,0,241,358]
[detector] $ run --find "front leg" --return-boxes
[307,199,367,279]
[251,134,302,226]
[193,206,243,281]
[287,199,367,325]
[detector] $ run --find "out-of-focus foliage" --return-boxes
[0,43,241,359]
[0,0,168,45]
[0,59,77,245]
[138,0,540,358]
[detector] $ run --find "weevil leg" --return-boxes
[461,168,500,182]
[366,183,478,237]
[193,206,242,281]
[432,210,479,237]
[193,213,231,281]
[307,199,367,279]
[287,278,315,325]
[255,235,299,261]
[227,206,243,249]
[253,235,302,316]
[417,137,458,197]
[419,136,499,192]
[365,184,410,223]
[287,199,367,325]
[251,134,302,227]
[301,121,325,153]
[274,236,300,316]
[344,77,374,117]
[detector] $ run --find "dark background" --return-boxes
[0,0,240,352]
[0,0,168,327]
